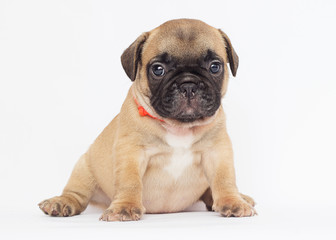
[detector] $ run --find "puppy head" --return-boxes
[121,19,238,124]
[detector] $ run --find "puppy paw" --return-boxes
[38,196,79,217]
[99,203,145,221]
[213,195,257,217]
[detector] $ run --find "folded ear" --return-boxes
[121,32,149,81]
[218,30,239,77]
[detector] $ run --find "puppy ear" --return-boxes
[218,30,239,77]
[121,32,149,81]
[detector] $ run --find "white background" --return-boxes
[1,0,336,239]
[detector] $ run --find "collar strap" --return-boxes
[133,96,165,122]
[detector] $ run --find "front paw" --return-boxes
[38,196,78,217]
[213,195,257,217]
[99,203,145,222]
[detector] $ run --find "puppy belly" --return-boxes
[142,166,209,213]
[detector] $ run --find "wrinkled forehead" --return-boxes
[142,22,227,64]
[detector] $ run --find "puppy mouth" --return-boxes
[151,80,221,123]
[169,92,209,122]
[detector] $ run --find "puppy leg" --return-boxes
[202,132,256,217]
[99,147,146,221]
[200,188,256,211]
[38,154,96,217]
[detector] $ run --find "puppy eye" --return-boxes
[152,64,165,77]
[209,62,221,74]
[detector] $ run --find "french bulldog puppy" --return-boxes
[39,19,256,221]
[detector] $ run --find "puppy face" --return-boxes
[146,50,223,122]
[121,19,238,123]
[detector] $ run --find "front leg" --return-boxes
[201,132,256,217]
[99,145,146,221]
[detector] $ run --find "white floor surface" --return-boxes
[1,202,335,240]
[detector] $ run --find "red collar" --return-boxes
[133,96,165,122]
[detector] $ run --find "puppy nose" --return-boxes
[180,82,198,98]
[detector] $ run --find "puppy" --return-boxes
[39,19,256,221]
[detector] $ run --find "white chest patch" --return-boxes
[164,133,194,180]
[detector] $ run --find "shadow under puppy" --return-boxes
[39,19,256,221]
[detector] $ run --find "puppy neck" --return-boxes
[162,112,219,136]
[132,85,165,122]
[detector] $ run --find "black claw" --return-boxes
[51,203,61,216]
[51,210,59,216]
[63,205,72,217]
[120,209,131,219]
[232,207,241,214]
[132,208,142,215]
[221,206,230,213]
